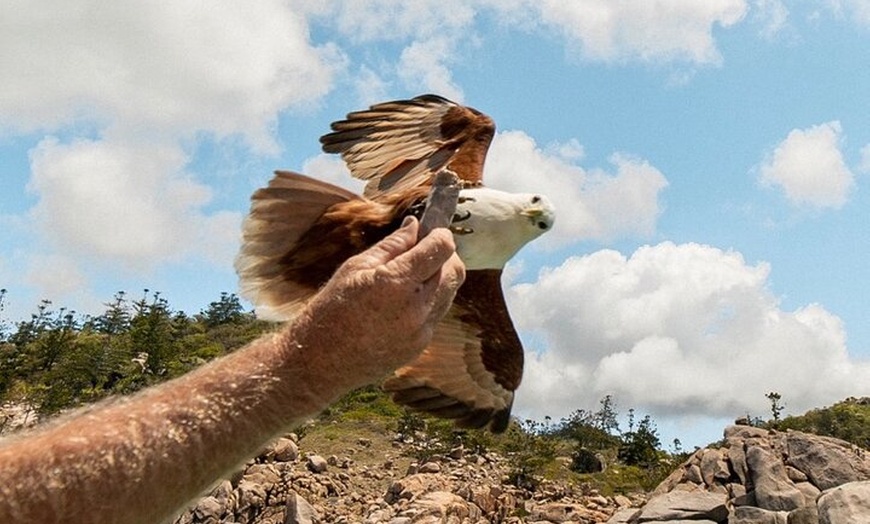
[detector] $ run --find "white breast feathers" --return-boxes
[451,187,555,270]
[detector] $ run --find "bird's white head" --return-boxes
[452,187,555,270]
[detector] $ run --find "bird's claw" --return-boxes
[452,210,472,223]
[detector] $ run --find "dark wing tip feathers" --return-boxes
[387,385,512,433]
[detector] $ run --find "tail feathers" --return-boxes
[235,171,360,321]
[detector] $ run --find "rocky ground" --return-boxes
[172,422,644,524]
[6,402,869,523]
[173,422,870,524]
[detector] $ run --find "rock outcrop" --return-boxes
[609,425,870,524]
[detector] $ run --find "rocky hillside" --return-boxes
[173,421,870,524]
[610,423,870,524]
[172,418,645,524]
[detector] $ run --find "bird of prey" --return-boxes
[235,94,555,432]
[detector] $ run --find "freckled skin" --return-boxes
[0,218,464,524]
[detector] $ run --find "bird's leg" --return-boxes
[449,195,474,234]
[450,223,474,235]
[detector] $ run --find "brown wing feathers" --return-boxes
[320,94,495,197]
[383,269,522,433]
[236,171,399,320]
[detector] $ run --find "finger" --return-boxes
[388,227,458,283]
[350,216,419,269]
[426,254,466,319]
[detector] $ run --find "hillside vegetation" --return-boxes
[767,397,870,449]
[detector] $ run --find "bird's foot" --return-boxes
[452,210,472,223]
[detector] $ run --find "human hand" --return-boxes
[286,217,465,396]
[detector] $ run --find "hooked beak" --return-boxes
[521,204,555,231]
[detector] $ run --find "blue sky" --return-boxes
[2,1,870,448]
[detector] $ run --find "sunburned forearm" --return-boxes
[0,330,334,524]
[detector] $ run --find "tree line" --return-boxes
[0,289,270,418]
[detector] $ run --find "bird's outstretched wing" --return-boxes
[383,269,523,433]
[234,171,390,321]
[320,94,495,198]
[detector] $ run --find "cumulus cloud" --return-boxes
[485,131,668,243]
[27,136,240,271]
[0,0,341,150]
[300,0,476,99]
[758,121,855,209]
[353,66,392,108]
[302,0,748,67]
[23,253,89,300]
[1,1,337,304]
[398,37,464,102]
[299,0,750,104]
[301,153,366,193]
[537,0,747,64]
[18,253,104,319]
[306,0,477,43]
[509,242,870,422]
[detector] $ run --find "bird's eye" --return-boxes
[531,195,541,204]
[537,221,549,230]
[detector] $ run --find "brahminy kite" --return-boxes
[235,94,555,432]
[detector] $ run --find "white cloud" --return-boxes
[300,0,475,99]
[298,0,750,101]
[509,242,870,423]
[1,1,333,300]
[27,136,240,271]
[306,0,748,68]
[301,154,366,194]
[485,131,668,243]
[398,37,465,102]
[753,0,790,39]
[354,66,392,108]
[22,253,90,305]
[537,0,748,64]
[307,0,477,43]
[0,1,342,150]
[758,121,855,209]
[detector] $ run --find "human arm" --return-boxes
[0,217,464,524]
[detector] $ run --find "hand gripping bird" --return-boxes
[235,94,555,432]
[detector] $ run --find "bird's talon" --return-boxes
[452,210,472,223]
[450,226,474,235]
[457,196,476,204]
